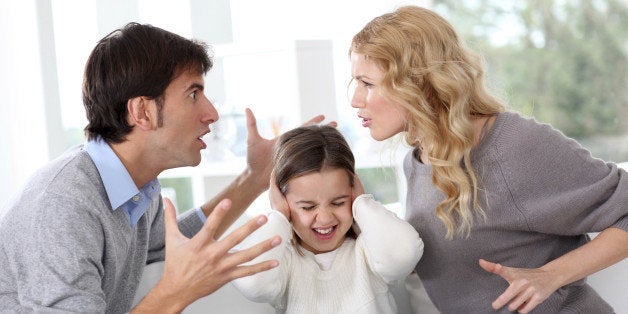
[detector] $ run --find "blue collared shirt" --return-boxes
[84,137,161,227]
[84,137,207,227]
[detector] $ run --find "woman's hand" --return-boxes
[478,259,561,313]
[480,228,628,313]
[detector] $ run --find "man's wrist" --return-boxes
[132,281,188,314]
[241,167,270,196]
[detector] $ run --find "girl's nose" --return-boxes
[315,208,335,225]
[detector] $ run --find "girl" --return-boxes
[232,125,423,313]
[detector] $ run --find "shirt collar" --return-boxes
[84,137,139,211]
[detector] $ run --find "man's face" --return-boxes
[150,70,219,169]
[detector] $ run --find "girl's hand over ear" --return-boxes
[269,171,290,221]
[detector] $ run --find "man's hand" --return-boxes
[134,198,281,313]
[244,108,335,192]
[244,108,275,191]
[478,259,559,313]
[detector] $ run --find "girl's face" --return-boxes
[285,168,353,254]
[350,52,408,141]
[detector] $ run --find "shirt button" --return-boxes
[132,195,140,202]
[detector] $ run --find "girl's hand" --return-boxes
[479,259,561,313]
[352,174,365,201]
[269,171,290,221]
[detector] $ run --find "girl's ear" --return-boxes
[127,96,159,130]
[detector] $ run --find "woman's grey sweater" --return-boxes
[404,112,627,313]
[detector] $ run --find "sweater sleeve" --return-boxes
[231,210,292,306]
[496,115,628,234]
[353,194,424,283]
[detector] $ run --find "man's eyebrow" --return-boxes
[187,83,204,91]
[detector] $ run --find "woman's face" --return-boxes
[285,168,353,254]
[350,52,408,141]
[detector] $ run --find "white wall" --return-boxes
[0,0,51,213]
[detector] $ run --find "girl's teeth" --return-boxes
[315,227,333,234]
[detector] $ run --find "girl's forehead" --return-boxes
[286,169,352,200]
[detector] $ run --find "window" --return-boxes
[3,0,625,214]
[432,0,628,163]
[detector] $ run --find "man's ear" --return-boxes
[127,96,158,130]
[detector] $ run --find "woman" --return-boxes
[349,5,628,313]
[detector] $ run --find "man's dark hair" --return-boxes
[82,22,212,143]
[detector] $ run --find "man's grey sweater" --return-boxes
[0,147,204,313]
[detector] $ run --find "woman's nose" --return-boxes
[350,87,364,108]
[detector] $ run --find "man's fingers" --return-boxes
[229,260,280,281]
[218,214,270,250]
[196,199,232,244]
[225,236,282,280]
[226,235,282,266]
[302,114,325,126]
[302,114,336,127]
[245,108,262,141]
[163,197,182,240]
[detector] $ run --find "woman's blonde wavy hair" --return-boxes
[350,6,505,238]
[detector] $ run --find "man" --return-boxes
[0,22,326,313]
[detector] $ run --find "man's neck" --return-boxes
[109,140,162,189]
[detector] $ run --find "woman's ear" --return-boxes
[127,96,158,130]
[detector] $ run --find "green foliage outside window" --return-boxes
[433,0,628,162]
[356,167,399,205]
[159,177,194,214]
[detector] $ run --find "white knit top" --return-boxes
[232,194,424,314]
